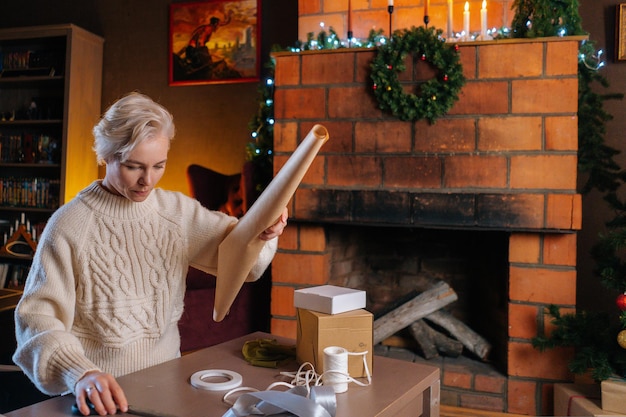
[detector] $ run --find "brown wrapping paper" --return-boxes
[554,383,623,416]
[601,377,626,414]
[213,124,330,321]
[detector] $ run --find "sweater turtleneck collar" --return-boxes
[77,181,159,220]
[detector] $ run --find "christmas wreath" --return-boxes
[370,26,465,123]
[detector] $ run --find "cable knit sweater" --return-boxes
[13,181,277,396]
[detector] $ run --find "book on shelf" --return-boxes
[0,263,9,288]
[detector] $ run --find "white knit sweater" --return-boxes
[13,181,277,395]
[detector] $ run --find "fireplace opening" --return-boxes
[324,224,510,373]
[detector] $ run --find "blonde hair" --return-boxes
[93,92,175,165]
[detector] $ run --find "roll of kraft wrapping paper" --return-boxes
[213,124,330,322]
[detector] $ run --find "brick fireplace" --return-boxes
[268,37,583,415]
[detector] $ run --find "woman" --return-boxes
[13,92,287,416]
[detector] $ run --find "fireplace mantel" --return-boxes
[293,189,579,232]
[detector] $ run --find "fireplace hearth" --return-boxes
[269,37,583,415]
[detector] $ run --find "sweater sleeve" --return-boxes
[13,209,101,396]
[182,194,277,282]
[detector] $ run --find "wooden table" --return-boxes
[6,332,440,417]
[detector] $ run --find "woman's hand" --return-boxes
[75,371,128,416]
[259,208,288,241]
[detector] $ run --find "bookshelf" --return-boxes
[0,24,103,289]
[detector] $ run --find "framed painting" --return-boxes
[169,0,261,85]
[617,3,626,61]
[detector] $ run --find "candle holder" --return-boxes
[388,5,394,38]
[447,0,454,39]
[424,15,430,28]
[347,0,353,47]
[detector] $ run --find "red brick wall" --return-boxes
[297,0,514,43]
[270,37,582,415]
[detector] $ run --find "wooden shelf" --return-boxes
[0,288,22,312]
[0,253,33,263]
[0,119,63,126]
[0,24,103,294]
[0,207,55,214]
[0,74,63,83]
[0,162,61,168]
[0,24,103,214]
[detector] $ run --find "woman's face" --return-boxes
[103,133,169,202]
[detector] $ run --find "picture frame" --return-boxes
[617,3,626,61]
[169,0,261,86]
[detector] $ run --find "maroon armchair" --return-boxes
[178,164,270,353]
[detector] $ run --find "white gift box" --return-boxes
[294,285,366,315]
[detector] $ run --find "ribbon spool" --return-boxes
[322,346,350,393]
[190,369,243,391]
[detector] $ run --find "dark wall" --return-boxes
[0,0,298,194]
[577,2,626,314]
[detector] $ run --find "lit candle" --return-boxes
[424,0,429,18]
[481,0,488,39]
[388,0,394,6]
[447,0,454,38]
[463,1,470,39]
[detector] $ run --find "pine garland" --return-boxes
[245,57,277,194]
[510,0,585,38]
[370,26,465,123]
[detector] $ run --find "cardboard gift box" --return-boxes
[294,285,366,315]
[601,377,626,415]
[554,383,623,416]
[296,308,373,378]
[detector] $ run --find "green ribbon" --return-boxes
[242,338,296,368]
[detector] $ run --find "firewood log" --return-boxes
[410,320,464,358]
[408,320,438,359]
[373,280,457,344]
[425,310,492,360]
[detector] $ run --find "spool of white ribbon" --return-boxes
[322,346,350,393]
[190,369,243,391]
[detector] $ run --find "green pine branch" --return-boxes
[533,306,626,381]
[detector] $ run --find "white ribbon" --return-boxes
[222,385,336,417]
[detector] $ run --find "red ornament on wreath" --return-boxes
[617,293,626,311]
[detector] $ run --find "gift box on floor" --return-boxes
[296,308,373,378]
[601,376,626,415]
[554,383,623,416]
